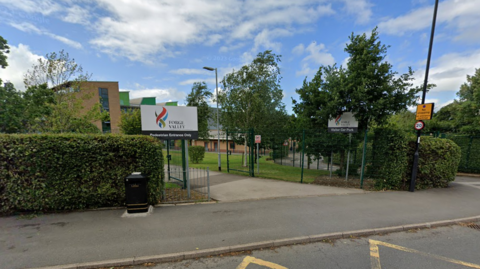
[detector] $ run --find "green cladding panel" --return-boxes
[119,92,130,106]
[141,97,156,105]
[165,101,178,106]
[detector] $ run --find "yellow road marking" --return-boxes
[369,241,381,269]
[369,239,480,269]
[236,255,288,269]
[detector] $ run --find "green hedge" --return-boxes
[367,127,409,190]
[0,134,163,214]
[405,136,461,189]
[363,128,460,190]
[188,146,205,163]
[447,136,480,173]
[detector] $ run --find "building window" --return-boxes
[98,88,110,133]
[98,88,110,112]
[102,121,111,133]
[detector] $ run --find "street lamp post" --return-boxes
[203,66,221,171]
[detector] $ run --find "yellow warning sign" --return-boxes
[415,103,434,120]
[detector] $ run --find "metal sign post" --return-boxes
[328,112,358,180]
[410,0,439,192]
[255,135,261,174]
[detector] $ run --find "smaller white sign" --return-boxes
[414,121,425,131]
[255,135,261,143]
[328,112,359,133]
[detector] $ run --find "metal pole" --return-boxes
[410,0,439,192]
[360,129,368,189]
[330,151,333,178]
[215,68,221,172]
[301,129,305,183]
[185,141,190,198]
[226,129,229,173]
[257,142,259,174]
[167,140,171,181]
[346,133,352,181]
[207,167,210,201]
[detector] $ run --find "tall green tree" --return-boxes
[454,68,480,134]
[119,109,142,135]
[24,50,103,133]
[219,50,288,164]
[0,80,24,133]
[22,83,55,132]
[0,35,9,69]
[185,82,212,140]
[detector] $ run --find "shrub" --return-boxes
[405,136,461,189]
[447,135,480,173]
[367,127,410,190]
[189,146,205,163]
[0,134,163,214]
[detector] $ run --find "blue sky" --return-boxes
[1,0,479,114]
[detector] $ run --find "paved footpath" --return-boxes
[1,177,480,269]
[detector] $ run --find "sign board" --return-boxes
[415,103,434,120]
[141,105,198,139]
[255,135,261,143]
[414,121,425,131]
[328,112,358,133]
[283,141,288,146]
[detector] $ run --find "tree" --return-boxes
[119,109,142,135]
[185,82,212,140]
[23,50,103,133]
[455,68,480,134]
[0,35,9,69]
[0,80,25,133]
[24,49,90,88]
[219,50,288,165]
[22,83,55,132]
[293,28,423,174]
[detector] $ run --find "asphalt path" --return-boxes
[132,221,480,269]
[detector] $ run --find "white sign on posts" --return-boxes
[141,105,198,139]
[328,112,359,133]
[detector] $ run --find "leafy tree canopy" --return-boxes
[0,35,9,69]
[185,82,212,140]
[219,50,288,144]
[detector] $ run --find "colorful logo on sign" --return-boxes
[155,107,168,128]
[335,115,342,125]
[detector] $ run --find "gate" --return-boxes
[226,128,255,177]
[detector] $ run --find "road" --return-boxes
[132,221,480,269]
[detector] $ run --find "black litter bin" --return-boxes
[125,172,149,213]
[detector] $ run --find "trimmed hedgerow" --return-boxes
[367,127,410,190]
[405,136,461,189]
[448,136,480,173]
[0,134,163,214]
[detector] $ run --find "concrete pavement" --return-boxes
[205,173,365,202]
[1,177,480,269]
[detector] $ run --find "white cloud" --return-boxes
[339,0,372,24]
[378,0,480,42]
[63,5,91,24]
[295,41,335,77]
[10,22,82,49]
[412,49,480,93]
[292,44,305,55]
[0,0,60,16]
[0,43,44,91]
[122,88,187,103]
[179,78,216,86]
[170,69,209,75]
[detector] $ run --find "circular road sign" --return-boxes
[414,121,425,131]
